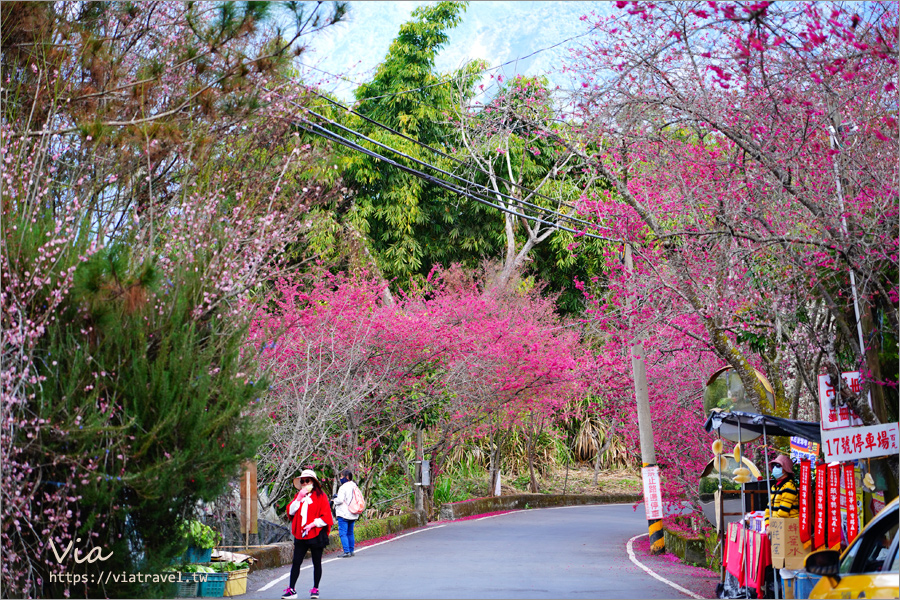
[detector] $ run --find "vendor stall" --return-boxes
[705,410,822,599]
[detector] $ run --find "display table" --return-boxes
[723,522,772,597]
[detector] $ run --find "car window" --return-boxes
[840,537,862,574]
[847,509,899,574]
[887,543,898,573]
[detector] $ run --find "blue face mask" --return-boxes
[339,477,348,485]
[772,466,783,479]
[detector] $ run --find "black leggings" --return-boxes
[289,538,324,591]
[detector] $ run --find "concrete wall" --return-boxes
[438,493,642,520]
[663,528,707,567]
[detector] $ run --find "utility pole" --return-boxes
[415,428,424,512]
[624,243,664,554]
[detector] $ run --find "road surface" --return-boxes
[243,503,714,599]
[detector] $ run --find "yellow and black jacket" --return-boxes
[765,476,799,527]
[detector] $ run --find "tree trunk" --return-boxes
[527,429,539,493]
[592,429,613,486]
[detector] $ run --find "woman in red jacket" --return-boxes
[282,470,333,600]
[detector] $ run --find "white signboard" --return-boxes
[641,466,663,520]
[822,422,900,463]
[817,372,870,430]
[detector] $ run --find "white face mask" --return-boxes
[303,483,314,493]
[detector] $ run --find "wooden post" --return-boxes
[239,461,258,547]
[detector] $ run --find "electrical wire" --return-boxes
[273,89,611,234]
[308,90,591,217]
[301,105,605,233]
[300,119,617,242]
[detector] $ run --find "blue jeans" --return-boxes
[337,516,356,553]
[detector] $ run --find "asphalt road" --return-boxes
[244,504,699,599]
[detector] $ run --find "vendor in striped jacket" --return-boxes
[765,454,799,528]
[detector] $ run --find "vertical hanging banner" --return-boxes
[814,462,827,550]
[827,463,842,550]
[844,464,859,544]
[641,465,663,520]
[799,460,812,549]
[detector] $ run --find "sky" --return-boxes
[296,1,610,102]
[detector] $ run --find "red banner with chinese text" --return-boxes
[844,463,859,544]
[827,463,842,550]
[799,460,811,548]
[814,462,827,550]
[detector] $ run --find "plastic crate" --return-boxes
[184,546,213,564]
[198,572,228,597]
[223,568,250,597]
[171,574,199,598]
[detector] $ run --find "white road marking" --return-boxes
[627,533,704,599]
[258,525,447,592]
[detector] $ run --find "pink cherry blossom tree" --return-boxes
[566,1,897,430]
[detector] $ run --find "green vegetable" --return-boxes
[178,519,221,550]
[212,561,246,572]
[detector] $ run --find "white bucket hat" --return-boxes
[292,469,318,490]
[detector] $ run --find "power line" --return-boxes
[301,105,604,234]
[299,118,617,243]
[276,87,606,231]
[290,24,604,218]
[308,90,592,218]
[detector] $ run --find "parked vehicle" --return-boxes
[805,497,898,599]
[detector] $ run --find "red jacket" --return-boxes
[287,489,334,541]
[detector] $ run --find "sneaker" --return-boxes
[281,588,297,600]
[350,551,355,556]
[340,552,351,558]
[309,588,319,599]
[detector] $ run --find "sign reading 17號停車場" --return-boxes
[821,422,899,463]
[641,466,663,520]
[818,370,899,462]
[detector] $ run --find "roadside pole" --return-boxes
[415,428,424,512]
[625,243,664,554]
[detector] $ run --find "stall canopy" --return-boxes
[704,410,821,443]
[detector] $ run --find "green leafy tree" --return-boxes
[1,2,347,596]
[451,74,612,310]
[336,1,500,285]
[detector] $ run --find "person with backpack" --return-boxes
[332,469,365,558]
[282,470,333,600]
